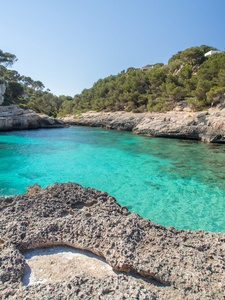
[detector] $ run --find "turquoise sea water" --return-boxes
[0,126,225,232]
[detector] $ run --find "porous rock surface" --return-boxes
[0,105,66,131]
[0,182,225,299]
[62,105,225,143]
[8,275,157,300]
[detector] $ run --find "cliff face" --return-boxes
[0,105,66,131]
[0,80,6,105]
[0,182,225,299]
[62,106,225,143]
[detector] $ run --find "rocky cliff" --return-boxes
[0,105,66,131]
[62,105,225,143]
[0,182,224,299]
[0,79,6,105]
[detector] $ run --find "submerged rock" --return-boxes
[0,182,225,299]
[0,105,66,131]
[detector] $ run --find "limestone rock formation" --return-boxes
[0,182,225,299]
[0,79,6,105]
[0,105,66,131]
[10,275,158,300]
[62,107,225,143]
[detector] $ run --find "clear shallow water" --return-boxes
[0,126,225,232]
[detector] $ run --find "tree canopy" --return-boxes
[1,45,224,116]
[0,49,17,67]
[57,45,225,114]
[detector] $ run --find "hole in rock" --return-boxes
[22,245,117,286]
[5,197,13,203]
[61,211,68,217]
[71,202,85,209]
[71,200,97,210]
[0,207,7,212]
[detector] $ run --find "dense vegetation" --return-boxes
[0,50,72,117]
[1,45,225,116]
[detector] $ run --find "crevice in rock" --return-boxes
[71,200,97,209]
[113,264,170,287]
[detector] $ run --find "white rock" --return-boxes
[0,78,6,105]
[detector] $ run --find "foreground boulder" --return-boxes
[0,182,225,299]
[0,105,66,131]
[62,107,225,143]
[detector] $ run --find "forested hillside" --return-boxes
[0,50,72,117]
[1,45,225,116]
[59,45,225,115]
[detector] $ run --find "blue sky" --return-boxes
[1,0,225,96]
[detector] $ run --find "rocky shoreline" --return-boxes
[0,105,66,131]
[0,182,224,299]
[1,104,225,144]
[62,105,225,143]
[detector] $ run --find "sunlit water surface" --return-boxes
[0,126,225,232]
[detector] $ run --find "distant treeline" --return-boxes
[0,45,225,116]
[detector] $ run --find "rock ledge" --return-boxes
[0,182,224,299]
[0,105,66,131]
[62,107,225,143]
